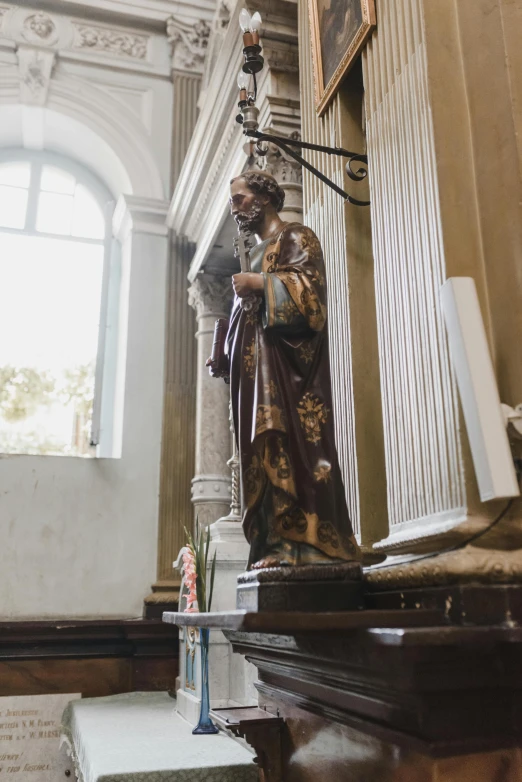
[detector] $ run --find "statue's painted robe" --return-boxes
[227,222,360,567]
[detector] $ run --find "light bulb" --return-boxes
[239,8,252,32]
[237,70,249,90]
[250,12,262,31]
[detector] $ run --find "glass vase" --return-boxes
[192,627,219,735]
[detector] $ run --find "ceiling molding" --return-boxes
[9,0,216,32]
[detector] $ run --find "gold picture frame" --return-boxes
[309,0,376,116]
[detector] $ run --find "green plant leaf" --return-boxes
[205,525,211,570]
[208,550,217,613]
[198,527,206,612]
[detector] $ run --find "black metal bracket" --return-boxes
[246,129,370,207]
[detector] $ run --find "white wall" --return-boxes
[0,2,173,618]
[0,228,168,619]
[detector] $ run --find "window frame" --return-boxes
[0,149,115,456]
[0,148,111,244]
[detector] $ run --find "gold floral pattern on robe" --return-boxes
[299,343,315,364]
[263,226,327,332]
[243,454,264,509]
[263,435,297,497]
[264,380,278,400]
[297,392,329,444]
[271,508,359,561]
[255,404,286,436]
[314,463,332,483]
[244,338,256,379]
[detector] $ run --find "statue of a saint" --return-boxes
[221,170,361,569]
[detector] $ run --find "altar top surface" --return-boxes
[163,608,446,633]
[163,609,522,646]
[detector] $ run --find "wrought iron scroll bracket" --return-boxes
[246,129,370,207]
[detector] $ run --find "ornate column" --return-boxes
[252,138,303,224]
[166,15,210,186]
[188,274,233,527]
[145,14,211,616]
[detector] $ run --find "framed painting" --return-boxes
[309,0,376,116]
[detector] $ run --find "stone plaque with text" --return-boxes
[0,694,79,781]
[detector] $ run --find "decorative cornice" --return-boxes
[72,23,149,60]
[166,15,210,74]
[21,11,59,47]
[0,5,153,65]
[262,40,299,73]
[29,0,216,27]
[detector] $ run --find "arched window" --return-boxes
[0,151,112,456]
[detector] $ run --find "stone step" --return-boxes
[60,691,258,782]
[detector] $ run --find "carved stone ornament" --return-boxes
[253,131,303,186]
[21,12,58,46]
[166,16,210,74]
[264,43,299,74]
[188,274,233,319]
[17,45,56,107]
[72,24,148,60]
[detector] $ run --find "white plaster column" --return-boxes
[188,274,233,527]
[112,196,170,459]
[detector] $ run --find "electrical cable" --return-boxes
[368,498,515,572]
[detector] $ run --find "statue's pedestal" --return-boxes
[175,519,257,726]
[164,594,522,781]
[236,562,364,612]
[209,519,251,610]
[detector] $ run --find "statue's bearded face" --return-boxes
[229,179,265,231]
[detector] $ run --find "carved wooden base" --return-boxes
[236,563,364,612]
[367,583,522,626]
[210,706,284,782]
[226,621,522,757]
[365,544,522,591]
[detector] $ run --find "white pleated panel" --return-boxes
[299,0,361,534]
[362,0,465,529]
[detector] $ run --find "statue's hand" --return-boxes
[232,272,264,299]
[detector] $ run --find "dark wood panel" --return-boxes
[0,619,179,659]
[221,622,522,757]
[0,656,179,698]
[0,658,131,698]
[0,619,179,698]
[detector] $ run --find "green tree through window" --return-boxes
[0,152,109,456]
